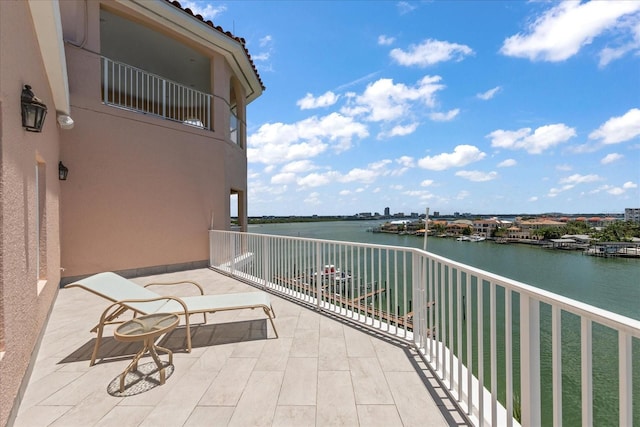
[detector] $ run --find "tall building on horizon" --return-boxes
[384,207,390,216]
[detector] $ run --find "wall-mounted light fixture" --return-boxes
[58,162,68,181]
[21,85,48,132]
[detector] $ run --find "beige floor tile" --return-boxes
[254,337,293,371]
[272,405,316,427]
[138,357,215,427]
[228,370,283,427]
[277,357,317,406]
[12,405,71,427]
[318,336,349,371]
[316,371,359,426]
[49,391,122,427]
[95,406,154,427]
[385,371,448,426]
[344,327,376,358]
[289,328,319,357]
[198,357,257,406]
[184,406,235,426]
[356,404,403,426]
[349,357,394,405]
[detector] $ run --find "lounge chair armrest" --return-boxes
[143,280,205,295]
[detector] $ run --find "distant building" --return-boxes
[384,207,390,216]
[625,208,640,223]
[433,211,440,217]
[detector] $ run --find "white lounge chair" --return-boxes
[65,271,278,365]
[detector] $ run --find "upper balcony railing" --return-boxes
[209,230,640,427]
[101,57,212,130]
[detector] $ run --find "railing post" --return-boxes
[619,331,632,426]
[315,241,322,311]
[520,294,541,427]
[262,236,269,289]
[581,318,593,427]
[102,57,108,104]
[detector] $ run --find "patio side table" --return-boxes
[113,312,179,392]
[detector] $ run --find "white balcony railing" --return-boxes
[101,57,212,130]
[209,230,639,426]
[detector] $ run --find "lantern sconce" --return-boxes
[58,162,68,181]
[21,85,48,132]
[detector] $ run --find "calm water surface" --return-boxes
[250,221,640,425]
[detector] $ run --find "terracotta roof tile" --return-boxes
[165,0,265,91]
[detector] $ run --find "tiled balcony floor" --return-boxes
[14,268,469,426]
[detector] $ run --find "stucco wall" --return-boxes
[0,2,62,425]
[59,1,248,278]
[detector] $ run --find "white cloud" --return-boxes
[253,34,275,63]
[488,123,576,154]
[248,112,369,165]
[498,159,517,167]
[297,172,337,188]
[421,179,434,187]
[342,76,445,122]
[271,172,296,184]
[529,196,539,202]
[339,190,351,196]
[281,160,318,173]
[397,1,417,15]
[548,184,575,197]
[378,35,396,46]
[297,91,340,110]
[476,86,502,100]
[390,38,474,67]
[379,123,420,139]
[500,1,640,62]
[623,181,638,189]
[559,174,601,185]
[429,109,460,122]
[455,170,498,182]
[589,108,640,144]
[418,145,486,171]
[396,156,415,168]
[598,19,640,67]
[259,35,272,47]
[601,153,624,164]
[556,164,573,171]
[181,1,227,20]
[304,192,322,205]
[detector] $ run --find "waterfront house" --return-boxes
[507,218,565,241]
[0,1,262,424]
[472,218,502,238]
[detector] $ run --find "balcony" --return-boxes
[12,231,639,426]
[13,268,465,426]
[208,231,640,426]
[101,57,212,130]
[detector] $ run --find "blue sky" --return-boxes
[187,1,639,216]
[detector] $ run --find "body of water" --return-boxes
[249,220,640,425]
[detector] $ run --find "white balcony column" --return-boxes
[520,294,541,427]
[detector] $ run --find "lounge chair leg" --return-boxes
[263,307,279,338]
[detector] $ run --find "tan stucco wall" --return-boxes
[0,2,62,425]
[59,1,248,278]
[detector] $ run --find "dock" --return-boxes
[273,274,434,330]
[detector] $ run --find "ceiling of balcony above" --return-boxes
[100,9,211,94]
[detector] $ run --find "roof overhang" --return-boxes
[120,0,264,104]
[27,0,73,125]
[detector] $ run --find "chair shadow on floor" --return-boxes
[58,319,269,365]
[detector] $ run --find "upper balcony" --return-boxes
[98,6,249,143]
